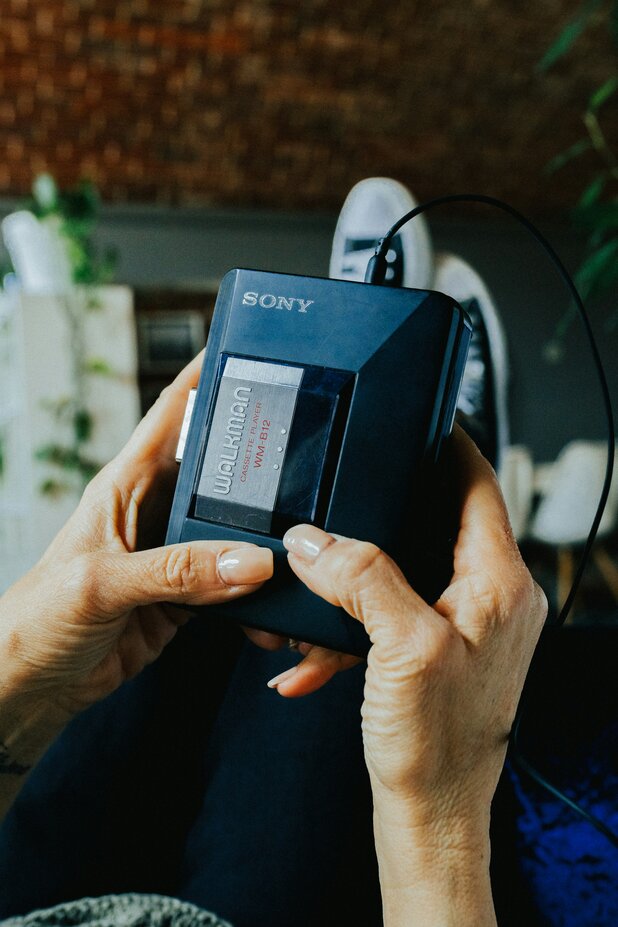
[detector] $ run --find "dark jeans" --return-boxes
[0,619,382,926]
[1,612,616,926]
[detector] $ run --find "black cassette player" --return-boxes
[166,268,471,656]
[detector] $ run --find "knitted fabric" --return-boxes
[0,895,232,927]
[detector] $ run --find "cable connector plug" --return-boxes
[364,241,388,285]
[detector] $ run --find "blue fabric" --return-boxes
[509,759,618,927]
[505,628,618,927]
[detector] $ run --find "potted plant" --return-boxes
[540,1,618,359]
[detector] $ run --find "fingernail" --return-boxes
[267,665,298,689]
[283,525,336,562]
[217,547,273,586]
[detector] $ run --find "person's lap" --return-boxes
[175,627,380,927]
[0,408,547,926]
[0,611,542,927]
[0,619,240,915]
[0,616,381,925]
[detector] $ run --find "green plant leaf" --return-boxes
[572,199,618,234]
[60,185,99,224]
[100,246,118,282]
[574,238,618,299]
[538,0,604,71]
[583,251,618,300]
[545,138,592,174]
[78,459,100,482]
[35,443,99,480]
[39,396,74,421]
[73,408,93,442]
[578,175,607,208]
[83,356,113,376]
[20,173,111,286]
[589,75,618,111]
[0,255,14,285]
[35,444,81,469]
[77,179,100,214]
[39,478,72,498]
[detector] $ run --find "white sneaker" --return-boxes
[434,253,509,470]
[329,178,433,288]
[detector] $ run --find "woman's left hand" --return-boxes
[0,354,273,729]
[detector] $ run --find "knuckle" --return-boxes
[426,619,457,660]
[77,465,115,516]
[466,571,501,622]
[532,579,549,626]
[502,563,538,621]
[78,476,98,505]
[161,546,199,594]
[458,568,512,640]
[157,383,175,405]
[511,569,535,610]
[335,541,385,589]
[368,619,455,681]
[469,558,546,639]
[64,553,101,612]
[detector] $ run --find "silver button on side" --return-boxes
[175,388,197,463]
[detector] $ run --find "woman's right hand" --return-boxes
[267,428,547,926]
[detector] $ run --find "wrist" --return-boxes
[0,676,70,824]
[0,693,69,772]
[0,655,72,772]
[370,769,493,838]
[372,790,496,927]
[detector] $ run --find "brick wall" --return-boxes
[0,0,614,215]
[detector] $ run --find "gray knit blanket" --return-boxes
[0,895,232,927]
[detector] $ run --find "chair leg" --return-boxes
[557,546,575,623]
[593,544,618,605]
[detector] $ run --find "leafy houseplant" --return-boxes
[540,1,618,359]
[25,173,116,287]
[2,174,117,497]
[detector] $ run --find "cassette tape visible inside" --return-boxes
[193,355,354,535]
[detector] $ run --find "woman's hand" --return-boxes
[268,427,547,926]
[0,354,273,737]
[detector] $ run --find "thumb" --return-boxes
[70,541,274,619]
[283,525,440,650]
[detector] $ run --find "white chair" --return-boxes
[499,445,535,542]
[529,441,618,619]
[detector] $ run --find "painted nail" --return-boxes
[283,524,336,562]
[217,547,273,586]
[267,665,299,689]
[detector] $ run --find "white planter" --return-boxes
[0,285,140,591]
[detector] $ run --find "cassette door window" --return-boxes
[193,355,354,535]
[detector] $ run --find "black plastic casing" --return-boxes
[166,268,471,657]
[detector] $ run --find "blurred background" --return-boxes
[0,0,617,623]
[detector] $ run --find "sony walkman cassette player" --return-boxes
[166,268,471,657]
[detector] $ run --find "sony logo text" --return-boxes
[242,291,314,313]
